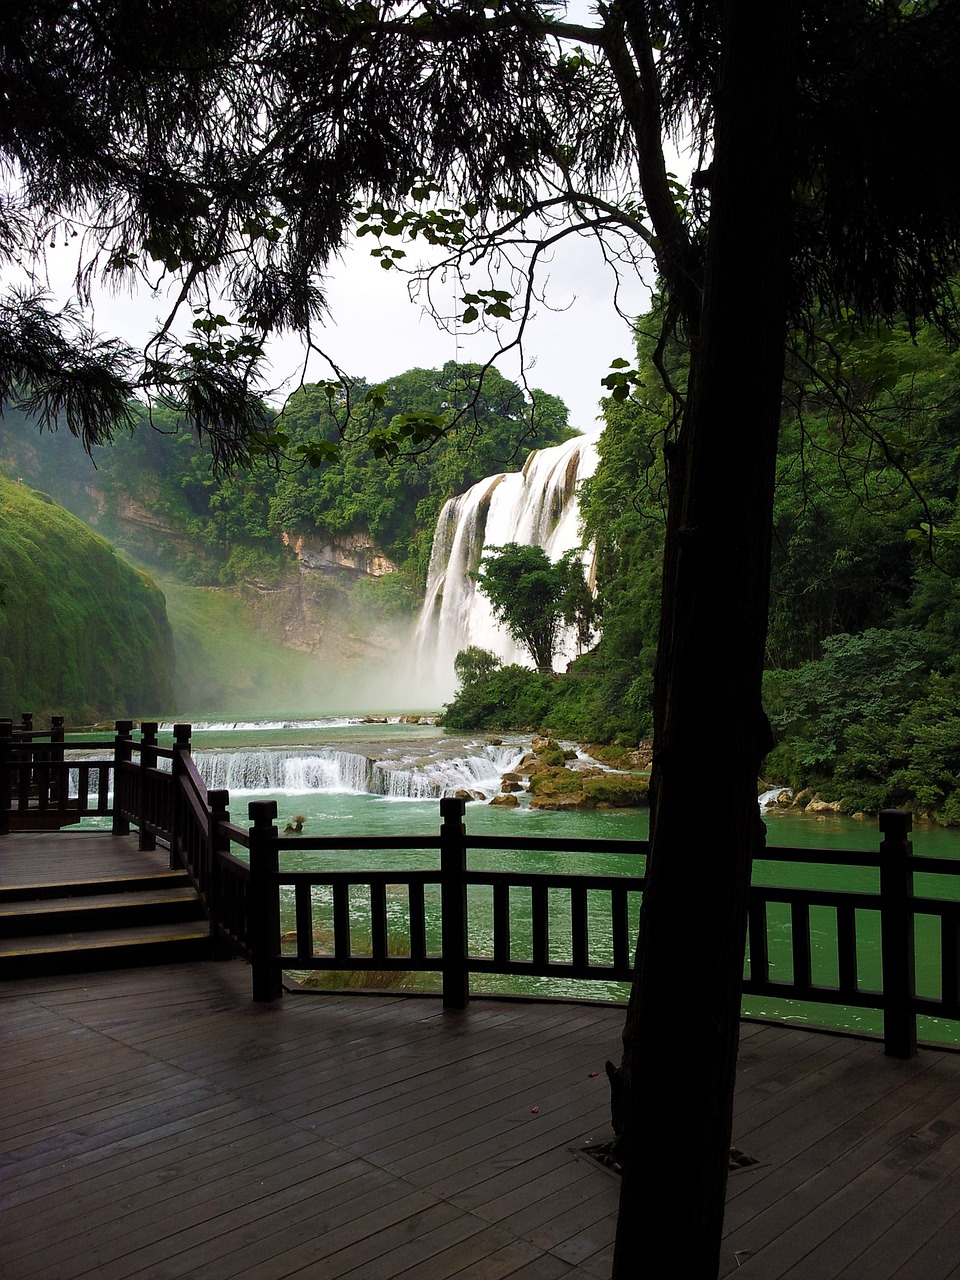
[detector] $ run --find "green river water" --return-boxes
[78,716,960,1045]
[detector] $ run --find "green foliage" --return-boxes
[441,663,557,732]
[476,543,593,671]
[1,363,571,589]
[271,363,572,582]
[0,476,173,719]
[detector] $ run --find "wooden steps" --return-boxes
[0,868,211,978]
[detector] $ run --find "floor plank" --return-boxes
[4,832,960,1278]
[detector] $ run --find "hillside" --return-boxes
[0,477,174,722]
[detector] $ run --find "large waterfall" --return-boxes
[414,430,601,702]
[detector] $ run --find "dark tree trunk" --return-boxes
[611,3,800,1276]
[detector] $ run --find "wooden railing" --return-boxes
[3,715,959,1057]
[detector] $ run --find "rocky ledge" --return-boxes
[489,735,650,811]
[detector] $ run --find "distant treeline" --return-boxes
[0,362,572,599]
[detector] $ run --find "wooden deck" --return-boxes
[3,836,960,1278]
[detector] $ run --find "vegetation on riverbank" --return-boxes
[446,303,960,823]
[0,476,173,720]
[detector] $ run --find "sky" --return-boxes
[269,228,657,434]
[36,214,657,437]
[17,0,686,438]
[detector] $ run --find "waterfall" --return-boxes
[190,742,526,801]
[414,430,601,702]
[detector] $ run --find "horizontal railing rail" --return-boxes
[5,714,960,1057]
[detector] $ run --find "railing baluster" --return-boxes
[408,882,426,960]
[747,897,769,985]
[612,886,630,974]
[333,883,351,962]
[941,908,960,1014]
[249,799,282,1003]
[571,884,588,973]
[371,883,388,962]
[138,723,158,851]
[112,720,133,834]
[879,809,917,1059]
[440,797,468,1010]
[78,764,90,814]
[532,883,549,968]
[791,901,812,990]
[295,883,314,963]
[837,903,858,995]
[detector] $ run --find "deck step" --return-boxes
[0,866,212,979]
[0,886,205,937]
[0,923,212,978]
[0,868,192,903]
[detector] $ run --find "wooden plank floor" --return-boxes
[3,833,960,1277]
[0,830,172,888]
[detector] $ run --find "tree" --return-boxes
[476,542,593,670]
[6,4,960,1274]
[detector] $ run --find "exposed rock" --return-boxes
[489,793,520,807]
[281,530,398,578]
[805,795,843,814]
[776,789,793,807]
[528,765,649,811]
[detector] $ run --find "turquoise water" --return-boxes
[68,716,960,1041]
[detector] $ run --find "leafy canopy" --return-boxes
[476,542,594,671]
[5,1,960,464]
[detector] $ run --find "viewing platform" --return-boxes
[4,927,960,1279]
[5,718,960,1276]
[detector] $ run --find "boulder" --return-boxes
[805,795,843,814]
[489,792,520,807]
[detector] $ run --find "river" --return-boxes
[77,715,960,1043]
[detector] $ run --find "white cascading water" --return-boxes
[414,430,601,702]
[191,742,526,801]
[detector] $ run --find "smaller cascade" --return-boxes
[414,431,601,703]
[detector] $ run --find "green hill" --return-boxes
[0,476,174,722]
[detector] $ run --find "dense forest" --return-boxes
[1,362,569,594]
[0,474,173,720]
[445,302,960,824]
[0,363,572,715]
[8,316,960,820]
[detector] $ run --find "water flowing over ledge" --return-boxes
[192,740,528,800]
[414,431,601,703]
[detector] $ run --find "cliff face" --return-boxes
[0,478,174,721]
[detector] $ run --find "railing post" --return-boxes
[170,723,192,869]
[440,796,469,1011]
[49,715,64,803]
[112,720,133,835]
[249,800,282,1002]
[879,809,917,1059]
[0,721,11,835]
[138,722,158,851]
[207,788,231,954]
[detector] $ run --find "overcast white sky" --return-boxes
[52,218,657,435]
[276,233,656,433]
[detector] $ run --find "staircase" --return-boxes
[0,867,212,978]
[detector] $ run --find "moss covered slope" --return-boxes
[0,476,174,721]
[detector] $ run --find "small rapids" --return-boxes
[192,741,527,801]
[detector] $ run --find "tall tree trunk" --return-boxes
[611,3,800,1276]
